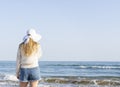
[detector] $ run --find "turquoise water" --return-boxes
[0,61,120,87]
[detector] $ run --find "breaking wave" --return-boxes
[0,73,120,87]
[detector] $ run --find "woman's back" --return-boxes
[18,39,41,68]
[16,29,42,87]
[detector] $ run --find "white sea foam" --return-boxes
[0,73,18,81]
[79,65,120,69]
[0,73,120,87]
[0,83,54,87]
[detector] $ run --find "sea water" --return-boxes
[0,61,120,87]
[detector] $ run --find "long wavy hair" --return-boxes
[19,38,39,57]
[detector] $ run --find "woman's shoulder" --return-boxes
[19,42,24,48]
[36,43,40,48]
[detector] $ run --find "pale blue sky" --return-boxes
[0,0,120,61]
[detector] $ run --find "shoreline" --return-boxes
[0,76,120,87]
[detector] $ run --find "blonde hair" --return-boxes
[19,38,39,57]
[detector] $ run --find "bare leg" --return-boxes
[20,82,28,87]
[30,80,39,87]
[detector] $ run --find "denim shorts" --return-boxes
[19,67,41,82]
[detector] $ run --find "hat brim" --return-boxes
[31,33,42,42]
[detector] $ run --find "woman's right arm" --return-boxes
[37,44,42,59]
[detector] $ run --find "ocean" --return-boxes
[0,61,120,87]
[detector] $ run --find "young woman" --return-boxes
[16,29,42,87]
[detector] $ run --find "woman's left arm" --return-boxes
[16,46,21,79]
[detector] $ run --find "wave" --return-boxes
[0,73,18,81]
[0,73,120,86]
[79,65,120,69]
[48,64,120,69]
[41,76,120,86]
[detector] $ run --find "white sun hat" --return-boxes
[23,29,42,43]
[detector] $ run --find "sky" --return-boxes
[0,0,120,61]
